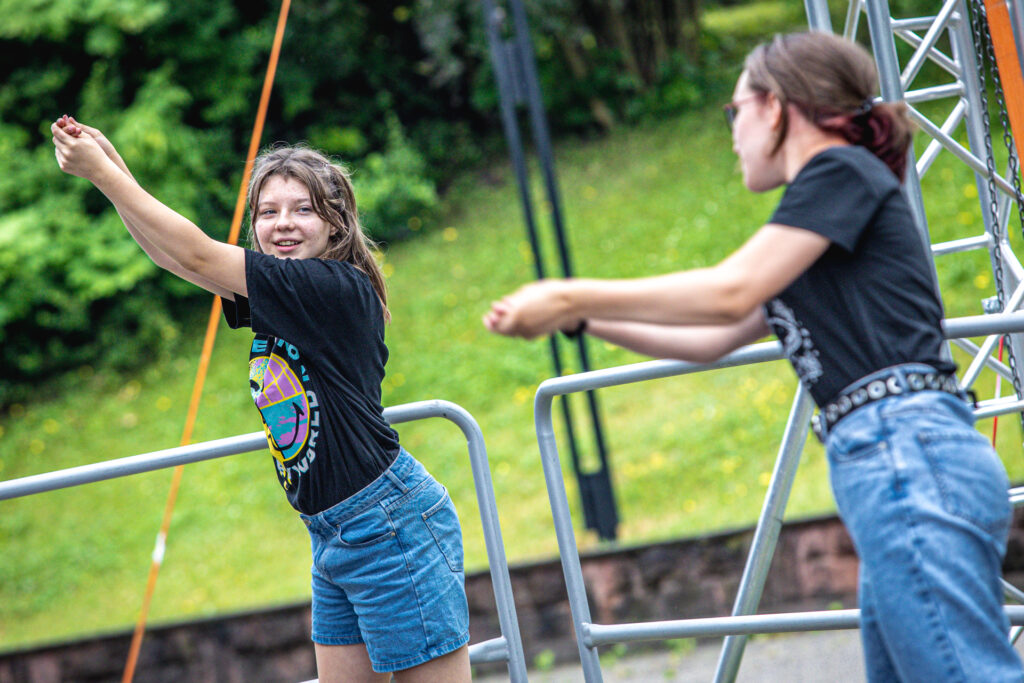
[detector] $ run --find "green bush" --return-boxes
[0,52,219,401]
[354,115,440,244]
[0,0,453,403]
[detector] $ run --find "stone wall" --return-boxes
[4,512,1023,682]
[466,514,863,671]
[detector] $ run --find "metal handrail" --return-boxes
[0,399,528,681]
[533,312,1024,682]
[584,606,1024,645]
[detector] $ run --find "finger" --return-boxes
[483,307,503,328]
[493,314,518,336]
[67,116,92,135]
[53,139,72,158]
[486,312,505,334]
[68,115,91,133]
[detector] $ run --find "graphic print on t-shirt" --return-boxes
[248,337,320,489]
[766,298,823,388]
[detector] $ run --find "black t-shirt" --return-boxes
[222,250,400,514]
[764,146,954,407]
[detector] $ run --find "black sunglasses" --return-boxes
[722,94,761,129]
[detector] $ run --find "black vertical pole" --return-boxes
[506,0,617,540]
[479,0,619,540]
[481,9,587,479]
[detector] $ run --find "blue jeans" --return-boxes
[300,449,469,673]
[825,372,1022,682]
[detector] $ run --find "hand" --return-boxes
[483,280,573,339]
[52,116,116,182]
[56,115,121,166]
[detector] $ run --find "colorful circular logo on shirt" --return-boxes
[250,353,310,463]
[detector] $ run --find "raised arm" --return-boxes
[484,224,829,339]
[52,117,245,298]
[56,117,237,300]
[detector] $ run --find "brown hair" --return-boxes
[246,145,390,321]
[744,32,913,180]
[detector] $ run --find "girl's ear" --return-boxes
[766,92,784,131]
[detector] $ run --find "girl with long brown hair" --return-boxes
[52,119,470,683]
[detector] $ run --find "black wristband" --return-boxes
[562,319,587,339]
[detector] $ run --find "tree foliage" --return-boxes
[0,0,707,404]
[413,0,706,132]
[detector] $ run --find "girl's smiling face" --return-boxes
[254,175,334,259]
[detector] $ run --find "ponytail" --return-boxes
[817,101,913,180]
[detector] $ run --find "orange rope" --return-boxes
[984,0,1024,163]
[120,2,291,680]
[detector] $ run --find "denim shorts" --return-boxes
[825,378,1023,682]
[299,449,469,673]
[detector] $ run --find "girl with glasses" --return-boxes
[485,31,1022,681]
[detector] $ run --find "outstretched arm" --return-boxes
[484,301,769,363]
[52,117,246,298]
[585,308,771,363]
[484,224,829,339]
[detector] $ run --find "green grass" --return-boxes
[703,1,809,38]
[3,50,1024,651]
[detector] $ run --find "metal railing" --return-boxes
[0,399,528,682]
[533,313,1024,682]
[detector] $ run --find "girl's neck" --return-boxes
[782,132,850,183]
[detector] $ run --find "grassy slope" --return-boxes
[2,16,1022,651]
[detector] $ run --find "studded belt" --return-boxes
[811,366,965,443]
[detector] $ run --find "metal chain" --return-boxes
[966,0,1024,431]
